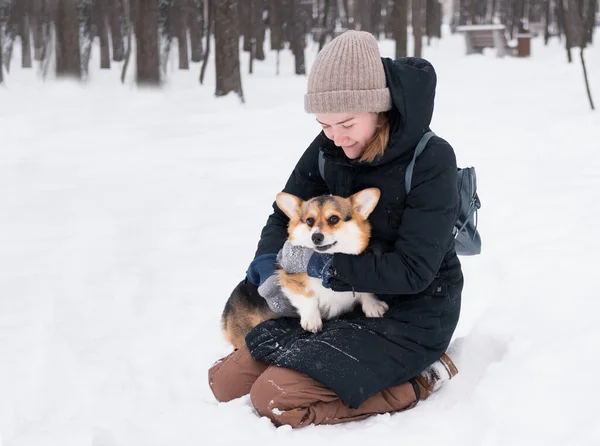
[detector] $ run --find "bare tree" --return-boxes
[425,0,442,44]
[241,0,266,74]
[289,0,307,75]
[392,0,408,57]
[109,0,125,61]
[1,0,16,73]
[90,0,111,69]
[269,0,284,74]
[253,0,267,61]
[136,0,161,85]
[544,0,551,44]
[583,0,596,45]
[412,0,424,57]
[343,0,354,29]
[121,0,133,83]
[79,0,93,77]
[199,0,211,84]
[189,0,203,62]
[573,0,595,110]
[214,0,244,100]
[557,0,574,61]
[355,0,376,34]
[158,0,173,75]
[318,0,332,51]
[54,0,81,79]
[172,0,190,70]
[0,20,3,83]
[12,0,32,68]
[31,0,47,60]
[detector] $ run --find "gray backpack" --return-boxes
[405,131,481,256]
[317,131,482,256]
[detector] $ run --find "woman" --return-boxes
[208,30,463,428]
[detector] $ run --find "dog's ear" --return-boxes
[351,188,381,219]
[276,192,303,219]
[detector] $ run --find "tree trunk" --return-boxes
[357,0,373,33]
[172,0,189,69]
[1,0,16,73]
[238,0,251,52]
[290,0,306,75]
[79,0,93,77]
[318,0,331,51]
[109,0,125,61]
[55,0,81,79]
[344,0,353,29]
[371,0,383,37]
[575,0,595,110]
[392,0,408,58]
[248,0,255,73]
[189,0,203,62]
[121,0,133,82]
[158,0,173,75]
[199,0,211,84]
[544,0,551,44]
[99,16,111,69]
[15,0,33,68]
[269,0,284,75]
[136,0,161,85]
[556,0,572,61]
[0,24,3,83]
[425,0,441,42]
[93,0,111,69]
[412,0,423,57]
[253,0,266,61]
[214,0,244,100]
[31,0,46,60]
[578,46,594,111]
[269,0,284,51]
[584,0,595,44]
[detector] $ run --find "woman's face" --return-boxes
[315,112,378,159]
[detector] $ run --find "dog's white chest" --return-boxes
[308,277,359,319]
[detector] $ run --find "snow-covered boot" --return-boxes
[414,353,458,400]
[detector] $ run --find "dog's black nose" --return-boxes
[312,232,324,245]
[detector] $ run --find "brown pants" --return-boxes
[208,347,426,428]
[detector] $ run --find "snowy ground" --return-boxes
[1,29,600,446]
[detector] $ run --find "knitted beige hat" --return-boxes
[304,30,392,114]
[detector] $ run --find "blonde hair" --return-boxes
[359,113,390,163]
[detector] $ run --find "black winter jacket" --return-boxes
[246,57,463,409]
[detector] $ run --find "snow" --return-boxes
[1,27,600,446]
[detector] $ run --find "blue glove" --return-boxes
[306,252,334,288]
[246,253,277,287]
[275,241,335,288]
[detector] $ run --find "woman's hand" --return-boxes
[277,241,334,287]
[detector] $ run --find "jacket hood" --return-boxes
[321,57,437,167]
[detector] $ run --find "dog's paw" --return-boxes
[362,299,389,318]
[300,313,323,333]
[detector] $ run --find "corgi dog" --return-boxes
[274,187,389,333]
[221,188,389,349]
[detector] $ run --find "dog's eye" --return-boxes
[306,218,315,227]
[328,216,340,225]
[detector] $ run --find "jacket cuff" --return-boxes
[246,253,277,286]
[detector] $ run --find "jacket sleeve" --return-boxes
[253,134,329,258]
[329,140,459,295]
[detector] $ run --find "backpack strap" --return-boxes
[318,150,326,181]
[405,131,436,195]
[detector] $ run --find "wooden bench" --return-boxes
[456,24,517,58]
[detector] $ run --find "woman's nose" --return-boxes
[333,133,347,147]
